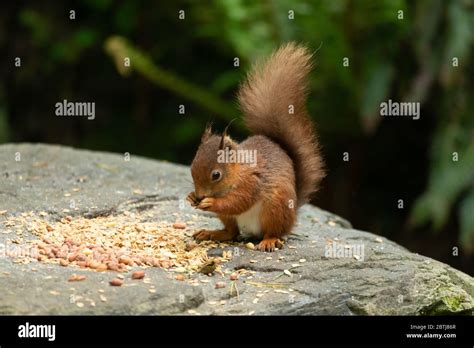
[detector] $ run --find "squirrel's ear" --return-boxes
[201,123,213,143]
[219,119,236,149]
[219,135,235,150]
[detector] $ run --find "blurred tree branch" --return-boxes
[104,36,241,127]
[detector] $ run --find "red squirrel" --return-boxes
[187,43,325,251]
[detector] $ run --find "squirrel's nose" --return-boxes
[195,194,205,201]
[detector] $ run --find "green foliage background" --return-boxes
[0,0,473,273]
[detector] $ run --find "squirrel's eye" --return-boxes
[211,170,222,182]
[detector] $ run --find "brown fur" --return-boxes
[189,43,325,251]
[238,42,325,206]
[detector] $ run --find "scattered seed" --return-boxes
[107,262,119,271]
[185,241,197,251]
[249,260,257,263]
[299,259,306,263]
[245,242,255,250]
[4,210,236,283]
[175,274,185,281]
[172,222,186,229]
[215,282,226,289]
[76,302,84,308]
[131,271,145,280]
[274,289,289,294]
[148,289,156,293]
[96,264,108,271]
[375,237,383,243]
[68,274,86,282]
[283,269,292,276]
[99,295,107,302]
[109,278,123,286]
[82,248,93,256]
[0,210,7,215]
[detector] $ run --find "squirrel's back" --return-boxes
[238,43,325,206]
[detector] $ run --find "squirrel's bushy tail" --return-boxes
[238,42,325,206]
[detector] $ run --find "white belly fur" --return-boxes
[236,201,263,238]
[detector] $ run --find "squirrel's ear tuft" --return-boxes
[219,119,236,149]
[219,135,234,150]
[201,123,213,143]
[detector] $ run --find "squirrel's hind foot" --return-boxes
[256,238,284,252]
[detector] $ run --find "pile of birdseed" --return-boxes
[1,211,233,274]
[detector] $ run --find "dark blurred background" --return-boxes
[0,0,473,275]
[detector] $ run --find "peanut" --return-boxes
[96,263,108,271]
[131,270,145,280]
[106,262,119,271]
[109,278,123,286]
[172,222,186,229]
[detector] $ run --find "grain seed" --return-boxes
[68,274,86,282]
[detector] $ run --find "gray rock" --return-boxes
[0,143,472,315]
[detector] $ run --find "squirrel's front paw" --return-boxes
[193,229,235,242]
[196,197,215,211]
[186,192,200,207]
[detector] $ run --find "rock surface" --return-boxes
[0,143,472,315]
